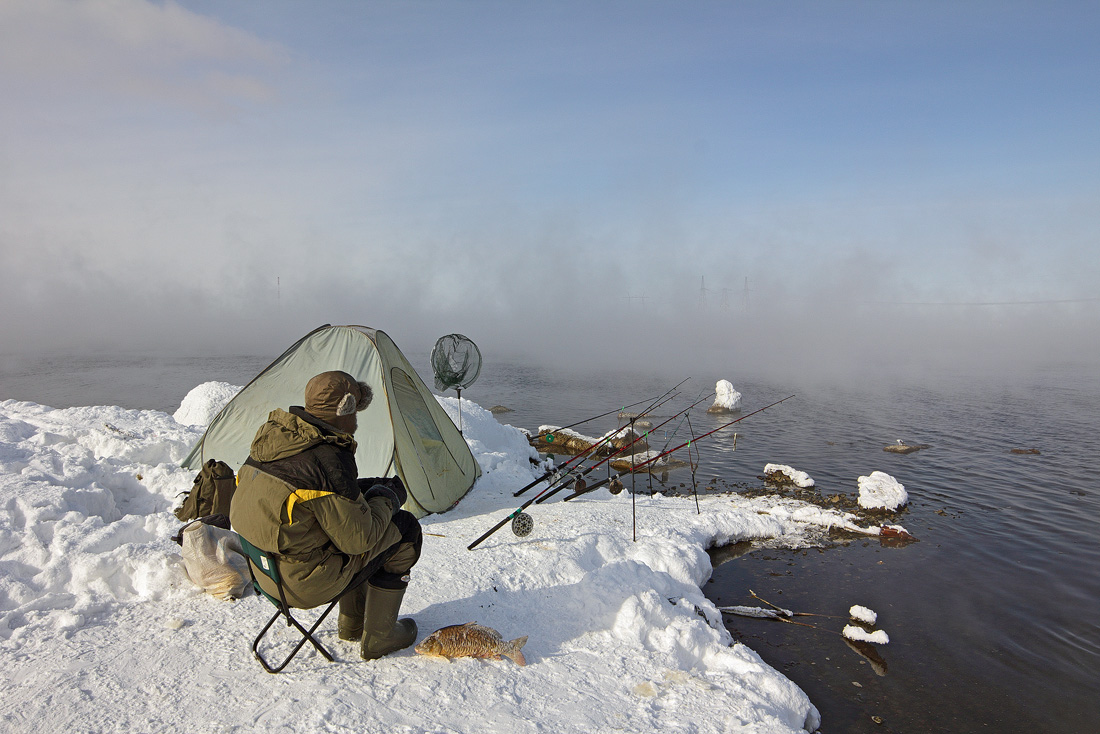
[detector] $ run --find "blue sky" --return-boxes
[1,1,1097,377]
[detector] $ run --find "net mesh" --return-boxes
[430,334,482,391]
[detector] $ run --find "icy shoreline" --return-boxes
[0,383,938,731]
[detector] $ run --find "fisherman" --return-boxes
[230,370,422,660]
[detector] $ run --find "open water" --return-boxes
[1,352,1097,733]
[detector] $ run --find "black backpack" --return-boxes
[174,459,236,522]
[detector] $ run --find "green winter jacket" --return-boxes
[230,407,401,608]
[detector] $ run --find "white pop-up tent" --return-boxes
[181,325,480,518]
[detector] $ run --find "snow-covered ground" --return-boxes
[0,382,911,732]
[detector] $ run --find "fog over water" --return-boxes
[1,1,1098,385]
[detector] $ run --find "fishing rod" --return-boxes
[645,387,709,495]
[536,389,714,504]
[686,411,701,514]
[564,394,793,501]
[531,388,692,504]
[563,396,796,506]
[465,393,678,553]
[514,379,688,498]
[534,389,716,505]
[629,398,703,539]
[656,388,709,456]
[534,392,667,443]
[467,482,560,551]
[467,379,690,550]
[523,390,682,501]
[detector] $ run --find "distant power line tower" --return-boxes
[623,293,648,313]
[699,276,711,310]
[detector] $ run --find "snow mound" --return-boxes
[438,396,545,477]
[709,380,742,412]
[842,625,889,645]
[0,399,203,644]
[857,471,908,510]
[764,463,815,488]
[172,381,241,427]
[849,605,877,624]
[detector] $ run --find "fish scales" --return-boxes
[414,622,527,666]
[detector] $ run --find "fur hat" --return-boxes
[304,371,372,433]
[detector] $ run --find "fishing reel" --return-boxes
[511,512,534,537]
[608,476,625,495]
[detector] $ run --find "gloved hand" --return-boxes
[384,476,407,507]
[360,477,407,514]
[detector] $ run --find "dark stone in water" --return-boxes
[1010,448,1041,455]
[762,470,800,487]
[883,442,930,454]
[488,405,513,414]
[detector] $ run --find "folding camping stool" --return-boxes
[237,535,351,674]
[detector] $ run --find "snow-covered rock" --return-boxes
[764,463,816,488]
[857,470,908,510]
[849,605,877,625]
[707,380,742,413]
[842,625,890,645]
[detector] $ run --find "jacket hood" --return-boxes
[249,407,357,463]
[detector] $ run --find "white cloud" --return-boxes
[0,0,288,114]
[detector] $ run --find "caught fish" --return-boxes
[414,622,527,666]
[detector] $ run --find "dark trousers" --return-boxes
[339,510,422,618]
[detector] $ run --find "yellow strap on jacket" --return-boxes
[286,489,333,525]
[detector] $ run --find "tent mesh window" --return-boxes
[391,367,458,478]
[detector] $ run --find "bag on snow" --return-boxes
[178,519,249,602]
[174,459,236,521]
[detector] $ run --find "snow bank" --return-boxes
[172,381,241,427]
[0,399,203,645]
[0,391,829,733]
[764,463,815,488]
[857,471,908,510]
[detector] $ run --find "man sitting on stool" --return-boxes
[231,370,422,659]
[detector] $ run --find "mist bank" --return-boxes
[3,289,1095,400]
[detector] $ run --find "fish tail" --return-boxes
[506,636,528,666]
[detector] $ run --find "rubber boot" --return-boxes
[337,585,366,641]
[360,584,417,660]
